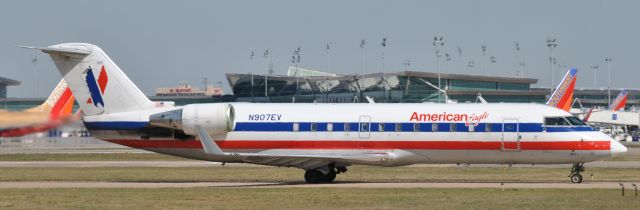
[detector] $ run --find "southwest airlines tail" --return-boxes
[25,43,155,116]
[546,68,577,112]
[25,79,75,120]
[0,79,76,137]
[610,90,628,111]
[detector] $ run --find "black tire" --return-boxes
[570,174,583,183]
[304,170,324,184]
[324,169,337,183]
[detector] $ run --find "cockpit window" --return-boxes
[544,117,571,126]
[545,117,587,126]
[565,117,587,126]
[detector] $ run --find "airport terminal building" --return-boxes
[2,69,639,110]
[0,76,20,99]
[227,67,547,104]
[226,67,639,110]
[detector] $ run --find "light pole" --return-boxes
[546,37,558,95]
[481,45,487,75]
[605,57,612,106]
[488,55,497,76]
[31,55,38,97]
[262,49,272,98]
[381,37,388,73]
[325,42,332,71]
[360,39,366,76]
[445,52,452,73]
[514,42,521,77]
[518,60,526,77]
[292,47,301,96]
[457,46,463,72]
[201,77,208,91]
[403,59,411,71]
[249,51,255,101]
[433,36,445,103]
[590,65,599,88]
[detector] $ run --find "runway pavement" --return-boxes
[0,160,637,168]
[0,181,631,189]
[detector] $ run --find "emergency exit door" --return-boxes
[501,119,520,151]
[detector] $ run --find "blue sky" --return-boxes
[1,0,636,97]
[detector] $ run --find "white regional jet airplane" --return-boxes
[30,43,627,184]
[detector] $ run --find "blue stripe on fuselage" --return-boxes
[82,121,595,132]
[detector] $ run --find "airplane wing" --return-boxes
[196,126,390,169]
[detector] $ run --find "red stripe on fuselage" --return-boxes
[103,139,611,151]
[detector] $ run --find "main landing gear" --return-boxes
[569,163,585,183]
[304,166,347,184]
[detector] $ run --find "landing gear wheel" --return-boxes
[324,169,337,183]
[570,173,583,183]
[569,163,585,184]
[304,170,325,184]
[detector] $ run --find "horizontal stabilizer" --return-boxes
[20,46,91,56]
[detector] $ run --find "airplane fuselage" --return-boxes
[83,103,624,167]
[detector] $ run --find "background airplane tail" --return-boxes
[610,90,628,111]
[26,79,75,120]
[546,68,577,112]
[37,43,154,116]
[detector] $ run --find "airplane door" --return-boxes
[358,115,371,139]
[501,119,520,151]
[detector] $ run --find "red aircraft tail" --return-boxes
[546,68,577,112]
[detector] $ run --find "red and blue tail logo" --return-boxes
[85,65,109,108]
[547,68,577,112]
[610,90,628,111]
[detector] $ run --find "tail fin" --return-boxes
[610,90,628,111]
[33,43,154,116]
[547,68,577,112]
[26,79,75,120]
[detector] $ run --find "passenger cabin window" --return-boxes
[413,123,420,132]
[450,123,457,132]
[379,123,385,132]
[344,123,350,131]
[469,124,475,132]
[395,123,402,132]
[310,123,317,132]
[360,123,370,132]
[432,123,438,132]
[327,123,333,132]
[544,117,571,126]
[485,123,492,132]
[293,123,299,132]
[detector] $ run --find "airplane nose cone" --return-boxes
[610,140,628,157]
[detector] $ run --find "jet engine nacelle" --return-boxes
[149,103,235,135]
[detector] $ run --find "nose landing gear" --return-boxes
[569,163,585,183]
